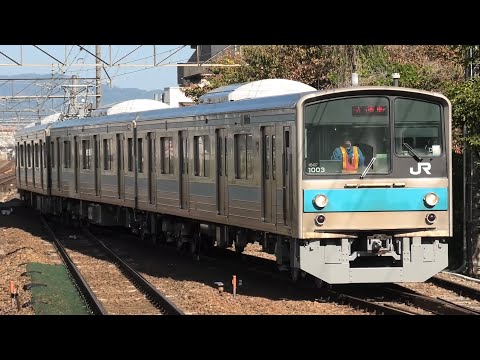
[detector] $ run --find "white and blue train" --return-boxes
[15,85,452,285]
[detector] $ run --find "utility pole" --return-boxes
[72,75,78,111]
[96,45,102,109]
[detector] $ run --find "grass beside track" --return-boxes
[26,262,90,315]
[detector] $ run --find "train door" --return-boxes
[147,132,156,205]
[262,126,276,224]
[74,136,79,193]
[94,135,101,196]
[116,133,124,200]
[179,130,189,209]
[216,128,227,216]
[283,127,292,227]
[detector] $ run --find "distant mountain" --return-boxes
[0,73,164,111]
[100,86,163,105]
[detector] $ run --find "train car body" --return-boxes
[15,85,452,285]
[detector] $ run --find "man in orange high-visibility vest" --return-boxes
[331,138,365,172]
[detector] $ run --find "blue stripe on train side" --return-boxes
[303,188,448,212]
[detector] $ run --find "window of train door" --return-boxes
[16,143,21,186]
[216,129,227,216]
[179,130,189,209]
[39,140,44,190]
[116,134,124,200]
[56,138,61,190]
[262,126,276,224]
[24,141,27,185]
[283,127,291,227]
[147,132,156,205]
[74,136,79,193]
[31,141,35,188]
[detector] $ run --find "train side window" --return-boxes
[160,137,173,174]
[82,140,91,169]
[64,141,71,168]
[194,135,210,177]
[127,138,133,171]
[138,138,143,173]
[103,139,112,171]
[234,134,252,180]
[50,141,55,168]
[234,134,245,179]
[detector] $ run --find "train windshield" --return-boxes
[304,96,391,175]
[394,98,443,158]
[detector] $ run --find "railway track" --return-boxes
[72,226,480,315]
[41,217,184,315]
[0,160,14,174]
[105,234,429,315]
[429,276,480,302]
[0,174,15,185]
[193,244,480,315]
[40,216,106,315]
[384,284,480,315]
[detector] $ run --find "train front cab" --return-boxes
[293,88,451,284]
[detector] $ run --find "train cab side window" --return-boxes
[194,135,210,177]
[234,134,253,180]
[138,138,143,173]
[160,137,173,174]
[50,141,55,168]
[82,140,91,169]
[103,139,112,171]
[127,138,133,171]
[64,141,71,168]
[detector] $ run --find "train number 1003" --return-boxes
[306,166,325,173]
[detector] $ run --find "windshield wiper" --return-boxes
[360,157,376,179]
[403,142,423,162]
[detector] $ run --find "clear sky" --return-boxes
[0,45,196,91]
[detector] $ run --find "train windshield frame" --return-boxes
[303,95,445,176]
[303,96,392,176]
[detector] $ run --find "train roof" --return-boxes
[15,86,449,137]
[198,79,317,104]
[48,90,313,130]
[16,122,51,136]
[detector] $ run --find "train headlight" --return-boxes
[313,194,328,209]
[424,192,439,208]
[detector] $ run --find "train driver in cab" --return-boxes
[331,135,365,172]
